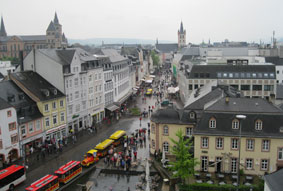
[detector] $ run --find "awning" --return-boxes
[106,104,120,112]
[46,124,66,135]
[114,91,132,106]
[145,79,153,84]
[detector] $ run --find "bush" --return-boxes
[179,183,263,191]
[129,107,141,116]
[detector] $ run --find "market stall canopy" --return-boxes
[149,75,156,78]
[145,79,153,84]
[167,86,180,94]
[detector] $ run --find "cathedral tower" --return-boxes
[0,16,7,37]
[178,21,186,48]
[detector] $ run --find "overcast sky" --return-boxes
[1,0,282,44]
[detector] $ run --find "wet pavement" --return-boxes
[16,84,159,191]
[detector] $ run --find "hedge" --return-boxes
[179,183,263,191]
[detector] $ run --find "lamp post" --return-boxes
[236,115,246,190]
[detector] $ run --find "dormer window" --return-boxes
[232,119,239,129]
[209,118,216,128]
[255,119,263,130]
[190,112,195,119]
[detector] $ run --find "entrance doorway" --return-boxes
[216,157,222,173]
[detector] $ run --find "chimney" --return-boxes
[225,96,229,103]
[19,51,24,71]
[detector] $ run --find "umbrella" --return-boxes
[108,149,113,155]
[142,128,147,131]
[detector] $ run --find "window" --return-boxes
[44,104,49,112]
[231,158,237,173]
[209,118,216,128]
[255,120,263,130]
[262,140,270,151]
[21,125,26,136]
[163,142,169,153]
[189,85,193,90]
[151,124,155,134]
[229,73,233,78]
[231,138,238,150]
[75,104,80,112]
[217,73,222,78]
[9,122,16,131]
[190,112,195,119]
[68,105,73,114]
[278,148,283,160]
[223,73,227,78]
[89,87,93,94]
[99,73,101,79]
[246,139,254,151]
[60,112,65,122]
[201,156,208,171]
[201,137,208,148]
[95,74,97,80]
[232,119,239,129]
[152,139,155,148]
[241,85,250,91]
[261,159,268,170]
[252,85,262,91]
[246,159,253,170]
[186,127,193,137]
[45,117,50,127]
[60,100,64,107]
[52,102,56,109]
[74,78,78,86]
[0,140,2,149]
[89,75,92,82]
[7,110,12,117]
[216,138,223,149]
[194,84,198,89]
[75,91,79,99]
[28,122,34,133]
[163,125,169,135]
[36,120,41,131]
[53,114,57,125]
[11,134,18,144]
[264,85,274,91]
[69,79,72,87]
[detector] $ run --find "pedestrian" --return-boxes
[134,151,137,161]
[139,116,142,125]
[30,146,34,155]
[147,122,150,129]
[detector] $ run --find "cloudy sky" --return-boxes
[1,0,282,44]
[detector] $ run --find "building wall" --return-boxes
[149,122,193,156]
[276,65,283,84]
[187,78,276,99]
[104,70,114,107]
[0,106,20,161]
[23,50,65,93]
[194,135,283,175]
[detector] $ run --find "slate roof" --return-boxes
[38,49,76,65]
[54,12,59,24]
[276,84,283,99]
[0,16,7,37]
[121,47,139,57]
[156,43,178,53]
[0,72,4,79]
[19,35,46,41]
[195,98,283,138]
[151,107,196,125]
[47,21,56,31]
[181,47,200,56]
[0,80,43,123]
[206,97,282,113]
[100,49,128,63]
[10,71,65,102]
[189,65,276,79]
[265,56,283,65]
[0,97,12,110]
[264,169,283,191]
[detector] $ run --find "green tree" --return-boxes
[151,51,160,67]
[169,129,198,185]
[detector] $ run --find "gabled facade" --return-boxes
[0,98,19,165]
[10,71,67,141]
[0,81,44,158]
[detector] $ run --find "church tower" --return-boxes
[46,12,65,48]
[178,21,186,48]
[0,16,7,37]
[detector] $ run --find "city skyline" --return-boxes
[1,0,283,44]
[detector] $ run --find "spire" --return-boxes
[54,12,59,24]
[46,21,56,31]
[0,16,7,37]
[180,21,184,34]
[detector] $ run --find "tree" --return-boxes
[169,129,198,185]
[151,51,160,67]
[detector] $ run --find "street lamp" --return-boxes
[236,115,246,190]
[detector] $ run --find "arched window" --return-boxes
[232,119,239,129]
[163,125,169,135]
[163,142,169,153]
[209,117,216,128]
[255,119,263,130]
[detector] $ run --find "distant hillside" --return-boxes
[69,38,174,45]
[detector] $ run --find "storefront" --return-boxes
[22,133,44,156]
[45,124,66,141]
